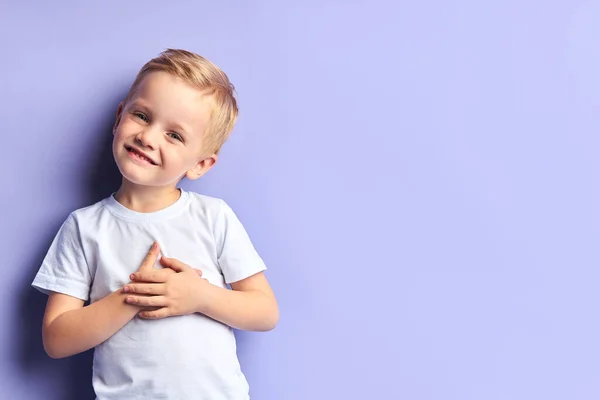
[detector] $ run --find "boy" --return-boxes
[31,49,279,399]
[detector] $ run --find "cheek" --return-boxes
[113,124,127,141]
[165,149,195,169]
[115,118,138,135]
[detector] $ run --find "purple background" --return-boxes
[2,1,600,399]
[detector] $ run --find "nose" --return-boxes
[135,127,160,150]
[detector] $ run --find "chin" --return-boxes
[114,161,150,185]
[119,166,181,188]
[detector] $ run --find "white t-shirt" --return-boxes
[32,189,266,399]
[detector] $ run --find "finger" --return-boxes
[159,256,191,272]
[139,242,160,272]
[141,306,161,312]
[139,308,170,319]
[123,283,165,295]
[130,269,172,283]
[125,295,168,307]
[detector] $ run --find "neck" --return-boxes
[114,179,181,213]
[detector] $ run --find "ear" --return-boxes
[113,102,124,135]
[186,154,218,180]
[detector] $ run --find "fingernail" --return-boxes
[151,242,157,250]
[130,274,135,280]
[123,286,129,292]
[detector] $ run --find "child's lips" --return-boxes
[125,145,158,165]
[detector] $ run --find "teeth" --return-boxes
[129,148,153,164]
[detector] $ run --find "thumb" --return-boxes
[159,256,190,272]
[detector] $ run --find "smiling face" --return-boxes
[112,71,217,188]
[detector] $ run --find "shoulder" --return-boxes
[185,190,231,218]
[186,190,226,208]
[68,197,112,224]
[71,197,109,218]
[183,190,244,231]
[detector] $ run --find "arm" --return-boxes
[201,271,279,331]
[42,289,139,359]
[42,242,162,359]
[126,258,279,332]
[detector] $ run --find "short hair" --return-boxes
[125,49,238,155]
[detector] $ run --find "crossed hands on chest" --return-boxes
[122,242,212,319]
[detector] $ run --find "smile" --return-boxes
[125,145,158,166]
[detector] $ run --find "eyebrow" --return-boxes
[128,100,150,111]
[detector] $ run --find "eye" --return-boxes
[134,112,149,123]
[168,132,183,142]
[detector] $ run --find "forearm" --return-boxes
[43,288,139,358]
[200,285,279,332]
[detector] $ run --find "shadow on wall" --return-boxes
[15,99,123,400]
[13,94,256,399]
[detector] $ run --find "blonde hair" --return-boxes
[125,48,238,155]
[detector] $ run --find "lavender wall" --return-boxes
[2,1,599,399]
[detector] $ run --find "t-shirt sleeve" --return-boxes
[215,200,267,284]
[31,213,92,301]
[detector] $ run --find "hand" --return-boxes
[124,242,163,312]
[123,256,211,319]
[126,242,203,313]
[132,241,203,279]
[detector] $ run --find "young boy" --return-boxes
[31,49,279,399]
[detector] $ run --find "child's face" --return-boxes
[112,71,216,188]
